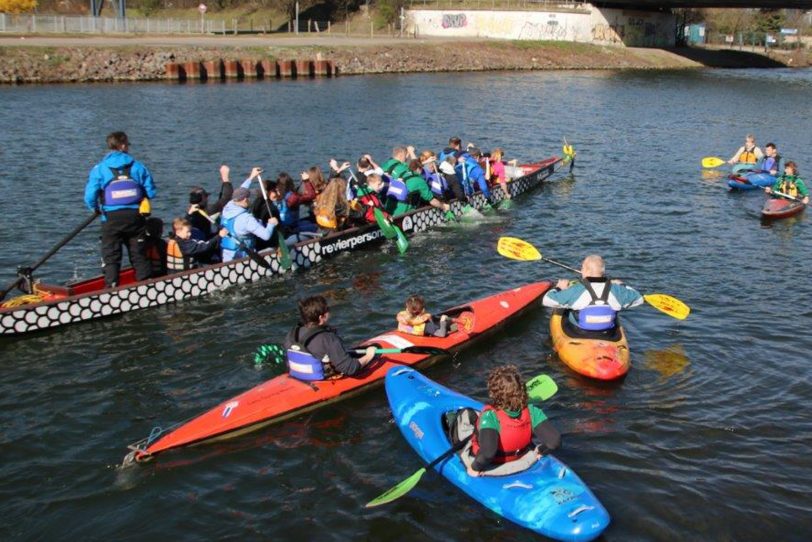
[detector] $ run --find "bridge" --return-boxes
[595,1,812,7]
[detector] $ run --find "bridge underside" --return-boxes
[596,1,812,8]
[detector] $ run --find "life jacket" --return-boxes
[279,191,299,227]
[425,168,448,197]
[470,406,532,464]
[575,279,616,331]
[166,237,189,272]
[438,147,458,163]
[761,154,780,173]
[397,310,428,336]
[286,326,335,381]
[386,177,409,202]
[221,209,253,255]
[103,165,144,206]
[777,175,801,198]
[739,146,758,165]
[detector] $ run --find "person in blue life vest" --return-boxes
[84,131,157,288]
[727,134,764,165]
[759,143,781,176]
[219,186,278,262]
[283,296,377,381]
[542,255,644,331]
[465,365,560,476]
[459,147,493,204]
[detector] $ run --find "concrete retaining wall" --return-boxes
[407,5,676,47]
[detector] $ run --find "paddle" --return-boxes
[563,137,576,172]
[348,168,409,254]
[256,174,293,271]
[195,209,272,270]
[768,190,806,203]
[701,156,726,169]
[364,373,559,508]
[496,236,690,320]
[0,211,100,301]
[254,343,450,369]
[352,345,450,356]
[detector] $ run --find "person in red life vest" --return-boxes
[396,294,450,337]
[466,365,560,476]
[166,218,227,272]
[352,173,391,225]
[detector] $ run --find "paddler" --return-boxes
[727,134,764,165]
[283,296,377,380]
[381,146,450,217]
[396,295,450,338]
[765,161,809,204]
[84,131,157,288]
[219,186,278,262]
[166,217,227,271]
[186,164,234,240]
[463,365,561,476]
[759,143,781,176]
[542,255,643,331]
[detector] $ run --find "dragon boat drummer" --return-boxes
[84,131,157,288]
[283,296,377,381]
[542,255,643,332]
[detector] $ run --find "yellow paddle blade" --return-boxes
[497,237,541,262]
[644,294,690,320]
[701,156,726,168]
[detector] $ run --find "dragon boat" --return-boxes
[1,156,568,336]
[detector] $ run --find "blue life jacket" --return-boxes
[761,154,780,173]
[425,168,447,197]
[279,192,299,227]
[286,326,333,381]
[387,177,409,202]
[438,148,458,163]
[576,279,617,331]
[103,165,143,206]
[221,208,254,255]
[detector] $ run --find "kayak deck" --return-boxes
[549,310,629,380]
[385,367,610,542]
[762,198,805,220]
[126,281,552,463]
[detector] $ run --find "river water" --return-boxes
[1,68,811,541]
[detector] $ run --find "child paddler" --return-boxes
[396,295,450,338]
[765,161,809,204]
[464,365,560,476]
[381,146,450,217]
[283,296,377,381]
[542,255,643,332]
[166,218,227,271]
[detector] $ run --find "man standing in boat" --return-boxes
[542,255,643,331]
[84,131,157,288]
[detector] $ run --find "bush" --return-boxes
[0,0,38,14]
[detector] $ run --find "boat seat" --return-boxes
[558,309,623,342]
[459,441,539,477]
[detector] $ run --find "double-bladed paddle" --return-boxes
[767,189,806,204]
[701,156,726,169]
[496,236,690,320]
[196,209,272,270]
[364,373,559,508]
[254,343,451,369]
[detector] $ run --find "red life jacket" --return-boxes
[470,405,532,463]
[359,193,389,224]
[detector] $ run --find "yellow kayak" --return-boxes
[549,310,630,380]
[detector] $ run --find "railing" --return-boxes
[0,14,227,34]
[406,0,590,12]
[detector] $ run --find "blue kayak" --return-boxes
[728,172,776,191]
[385,367,610,541]
[731,162,759,174]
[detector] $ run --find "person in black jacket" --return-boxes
[283,296,376,378]
[186,164,234,240]
[166,217,227,271]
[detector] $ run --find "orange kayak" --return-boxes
[125,281,552,464]
[549,310,629,380]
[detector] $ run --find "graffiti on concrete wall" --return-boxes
[591,23,624,43]
[442,14,467,29]
[518,19,570,40]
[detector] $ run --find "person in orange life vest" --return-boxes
[466,365,560,476]
[396,295,450,338]
[765,161,809,204]
[166,218,228,272]
[728,134,764,165]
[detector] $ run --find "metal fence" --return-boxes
[0,14,227,34]
[406,0,589,11]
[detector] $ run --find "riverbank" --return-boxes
[0,35,806,84]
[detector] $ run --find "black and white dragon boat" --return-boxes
[0,156,568,336]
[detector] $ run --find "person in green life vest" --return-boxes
[465,365,560,476]
[765,161,809,204]
[381,145,451,217]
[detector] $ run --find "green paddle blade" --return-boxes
[373,208,397,239]
[277,231,292,270]
[444,210,458,223]
[526,374,558,401]
[498,199,514,210]
[395,227,409,254]
[365,467,427,508]
[254,343,287,371]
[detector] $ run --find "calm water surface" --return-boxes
[1,68,811,541]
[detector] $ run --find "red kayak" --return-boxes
[762,197,806,220]
[124,281,552,464]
